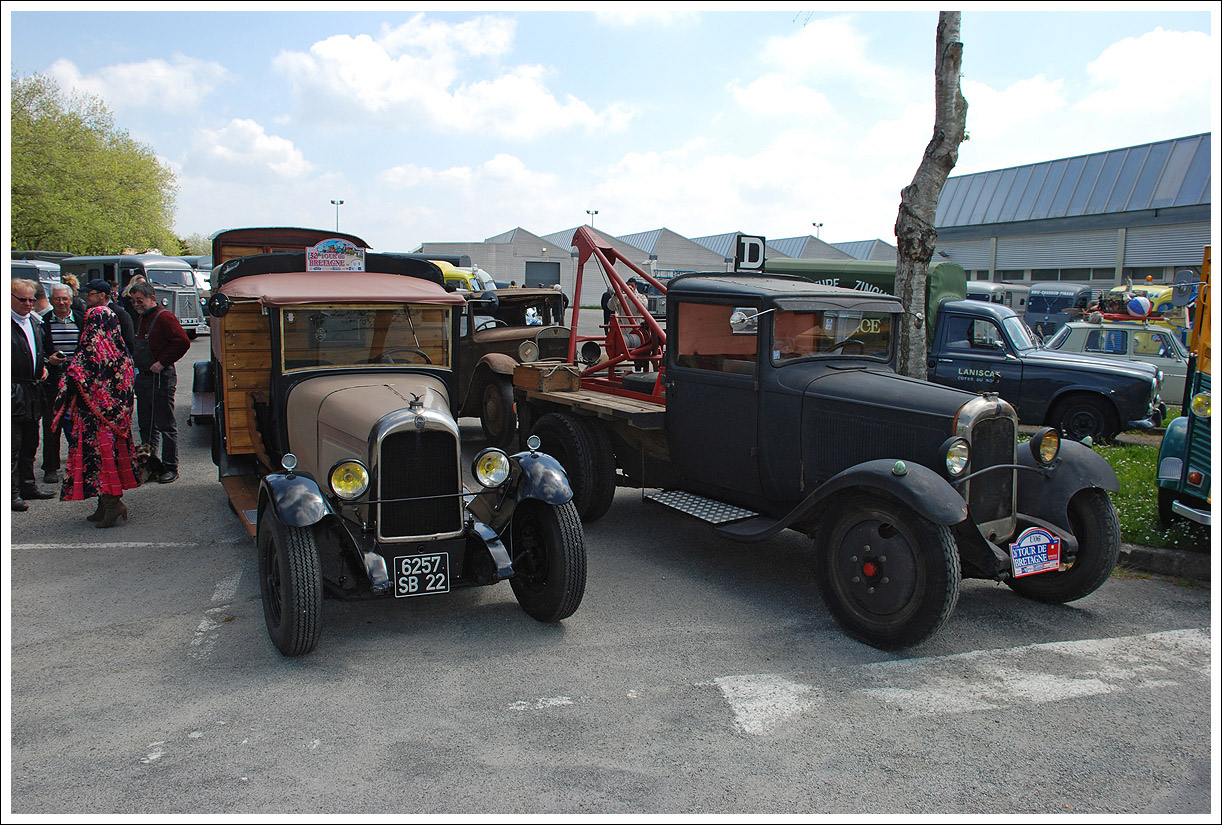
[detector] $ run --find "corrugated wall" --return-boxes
[1123,222,1212,267]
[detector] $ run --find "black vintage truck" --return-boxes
[512,229,1123,650]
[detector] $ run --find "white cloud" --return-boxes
[190,119,315,182]
[271,14,636,139]
[46,54,230,113]
[591,11,699,27]
[1076,28,1213,115]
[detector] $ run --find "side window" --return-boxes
[1133,330,1171,357]
[969,319,1004,350]
[1085,329,1127,354]
[942,315,974,350]
[674,302,757,375]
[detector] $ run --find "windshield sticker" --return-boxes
[307,238,366,272]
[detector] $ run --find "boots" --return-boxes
[96,494,128,528]
[86,497,107,522]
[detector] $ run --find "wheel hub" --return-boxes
[835,523,919,616]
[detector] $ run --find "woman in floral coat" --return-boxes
[53,305,140,527]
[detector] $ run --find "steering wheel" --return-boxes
[475,319,508,332]
[826,339,865,354]
[370,347,432,365]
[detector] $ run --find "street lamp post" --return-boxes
[586,209,598,227]
[331,199,344,231]
[812,222,823,239]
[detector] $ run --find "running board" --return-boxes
[644,489,758,525]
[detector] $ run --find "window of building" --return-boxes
[1091,268,1116,281]
[998,269,1025,281]
[1123,267,1166,283]
[1031,269,1059,281]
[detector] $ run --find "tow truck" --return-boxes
[511,228,1123,650]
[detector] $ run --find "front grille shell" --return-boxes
[370,408,465,542]
[955,394,1018,541]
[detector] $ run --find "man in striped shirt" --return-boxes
[40,284,85,484]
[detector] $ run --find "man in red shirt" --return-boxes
[128,281,190,483]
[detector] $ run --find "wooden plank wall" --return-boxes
[218,302,271,455]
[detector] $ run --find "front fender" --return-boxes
[1157,415,1189,472]
[259,472,333,527]
[1016,438,1118,532]
[466,450,574,534]
[478,352,519,376]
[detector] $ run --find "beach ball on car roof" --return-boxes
[1126,295,1153,317]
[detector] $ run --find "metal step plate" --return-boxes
[645,489,758,525]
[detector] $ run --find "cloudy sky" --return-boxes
[6,5,1218,253]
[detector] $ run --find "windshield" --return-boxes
[1028,294,1073,314]
[1002,316,1039,351]
[280,304,451,372]
[1044,326,1071,349]
[772,308,894,363]
[145,268,194,288]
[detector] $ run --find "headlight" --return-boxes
[1029,427,1060,466]
[519,340,540,362]
[472,448,511,488]
[944,437,970,477]
[329,460,369,500]
[1190,391,1211,419]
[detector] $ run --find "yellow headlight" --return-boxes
[473,448,511,488]
[1029,427,1060,466]
[329,460,369,500]
[1190,392,1211,419]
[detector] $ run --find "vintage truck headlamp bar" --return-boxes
[1029,427,1061,466]
[943,437,970,478]
[329,459,370,500]
[473,448,511,488]
[1190,391,1211,419]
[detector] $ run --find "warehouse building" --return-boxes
[932,133,1212,286]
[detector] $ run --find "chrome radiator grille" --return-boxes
[968,415,1015,525]
[378,430,462,538]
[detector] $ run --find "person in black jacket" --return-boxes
[11,278,54,510]
[39,284,86,484]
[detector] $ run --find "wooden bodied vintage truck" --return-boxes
[198,227,586,656]
[511,228,1123,650]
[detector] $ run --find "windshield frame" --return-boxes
[278,303,453,374]
[770,307,896,366]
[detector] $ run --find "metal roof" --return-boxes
[936,133,1211,228]
[617,229,663,254]
[831,239,897,261]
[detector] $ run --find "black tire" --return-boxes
[257,512,323,656]
[1157,487,1177,527]
[510,499,586,622]
[576,418,616,522]
[1052,394,1118,442]
[1006,488,1120,604]
[814,494,961,650]
[531,412,603,522]
[479,376,517,449]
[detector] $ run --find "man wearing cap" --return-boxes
[39,284,86,484]
[11,278,54,510]
[128,280,190,484]
[81,279,136,354]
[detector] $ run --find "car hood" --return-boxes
[1023,347,1160,381]
[286,372,452,479]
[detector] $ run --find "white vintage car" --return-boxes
[1044,319,1189,404]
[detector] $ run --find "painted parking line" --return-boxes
[191,571,244,661]
[709,627,1209,735]
[11,542,219,550]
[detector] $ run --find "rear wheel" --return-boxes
[814,494,960,650]
[510,500,586,622]
[531,412,609,522]
[1005,488,1120,603]
[479,376,517,449]
[1052,394,1118,442]
[257,511,323,656]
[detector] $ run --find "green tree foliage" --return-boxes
[11,72,179,254]
[180,232,212,255]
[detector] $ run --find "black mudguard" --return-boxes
[259,472,332,527]
[1016,439,1119,534]
[466,449,574,534]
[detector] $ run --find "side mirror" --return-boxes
[473,290,499,315]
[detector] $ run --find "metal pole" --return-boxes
[331,199,344,231]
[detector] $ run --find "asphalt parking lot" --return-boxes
[5,336,1215,816]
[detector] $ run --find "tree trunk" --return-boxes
[894,11,968,379]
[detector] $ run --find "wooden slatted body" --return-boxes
[213,302,271,455]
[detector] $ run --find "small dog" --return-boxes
[136,443,164,484]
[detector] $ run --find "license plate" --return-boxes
[1009,527,1062,578]
[393,552,450,597]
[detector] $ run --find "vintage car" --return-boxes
[202,229,586,656]
[456,287,571,447]
[1044,319,1189,403]
[1025,282,1094,339]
